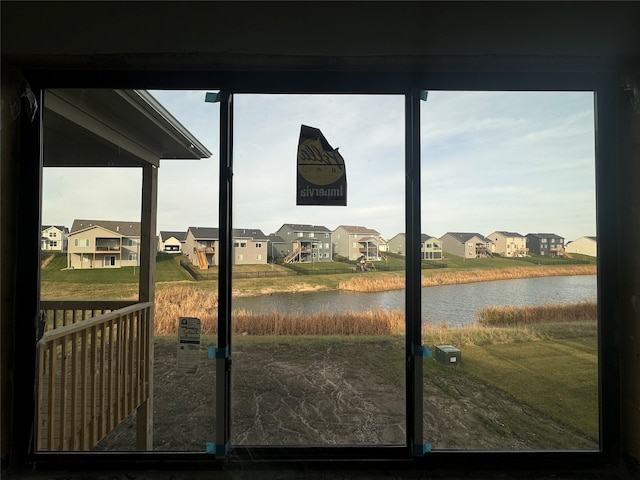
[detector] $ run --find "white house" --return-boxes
[41,225,68,251]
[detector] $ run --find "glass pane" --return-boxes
[419,91,598,450]
[38,89,217,452]
[231,94,406,446]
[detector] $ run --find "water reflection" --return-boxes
[234,275,596,326]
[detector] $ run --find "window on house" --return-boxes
[255,243,262,248]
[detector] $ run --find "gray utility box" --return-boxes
[435,345,461,366]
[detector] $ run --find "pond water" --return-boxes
[234,275,597,326]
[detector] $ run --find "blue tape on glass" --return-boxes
[412,344,432,358]
[205,91,231,103]
[204,92,220,103]
[206,442,230,456]
[208,346,229,359]
[413,443,432,456]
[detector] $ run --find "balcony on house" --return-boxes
[197,242,215,254]
[95,238,121,252]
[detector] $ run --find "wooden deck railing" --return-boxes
[37,301,153,451]
[41,300,137,330]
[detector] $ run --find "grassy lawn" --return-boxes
[155,252,196,282]
[461,336,598,441]
[440,255,549,270]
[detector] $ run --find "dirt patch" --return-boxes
[95,338,597,452]
[40,254,55,269]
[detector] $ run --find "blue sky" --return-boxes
[42,90,596,242]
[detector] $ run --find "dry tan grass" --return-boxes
[154,286,406,336]
[153,270,597,337]
[338,265,596,292]
[478,301,597,326]
[154,286,218,335]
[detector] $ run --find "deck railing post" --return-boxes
[36,302,152,451]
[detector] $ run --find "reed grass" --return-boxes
[153,280,596,340]
[478,301,597,326]
[338,265,596,292]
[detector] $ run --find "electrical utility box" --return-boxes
[435,345,461,366]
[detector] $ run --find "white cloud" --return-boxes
[41,90,596,242]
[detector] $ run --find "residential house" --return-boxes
[67,219,140,269]
[41,225,68,252]
[526,233,565,257]
[266,234,287,263]
[185,227,269,268]
[233,228,269,265]
[158,231,186,254]
[487,231,528,257]
[421,234,443,260]
[566,236,598,257]
[332,225,388,261]
[387,233,443,260]
[387,233,406,255]
[185,227,218,268]
[274,224,333,263]
[440,232,494,258]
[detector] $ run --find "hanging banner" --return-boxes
[296,124,347,206]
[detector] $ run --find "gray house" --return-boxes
[265,234,287,263]
[274,223,333,263]
[526,233,565,257]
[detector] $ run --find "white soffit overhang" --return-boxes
[43,89,212,168]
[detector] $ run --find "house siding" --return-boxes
[67,224,139,269]
[275,224,333,262]
[526,233,565,256]
[158,231,186,253]
[41,226,68,252]
[186,227,269,267]
[441,232,493,258]
[566,236,597,257]
[421,235,443,260]
[332,225,387,261]
[488,231,527,257]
